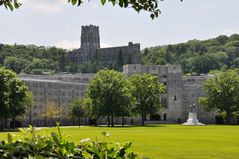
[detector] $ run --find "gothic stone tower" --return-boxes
[81,25,100,49]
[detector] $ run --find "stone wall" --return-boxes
[20,74,93,126]
[19,64,217,126]
[182,76,215,124]
[123,64,216,124]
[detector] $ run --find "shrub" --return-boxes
[0,123,143,159]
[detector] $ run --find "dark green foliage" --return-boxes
[69,98,92,126]
[1,0,184,19]
[87,70,133,126]
[0,44,66,74]
[199,69,239,124]
[68,0,164,19]
[0,124,142,158]
[141,34,239,74]
[0,0,21,11]
[0,67,33,130]
[129,74,165,126]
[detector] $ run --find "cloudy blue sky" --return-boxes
[0,0,239,50]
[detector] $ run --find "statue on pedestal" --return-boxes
[182,103,205,126]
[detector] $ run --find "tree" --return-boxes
[69,98,92,126]
[0,67,16,130]
[199,70,239,124]
[0,67,32,130]
[87,70,133,126]
[8,78,32,129]
[3,56,30,74]
[43,102,63,127]
[129,73,164,126]
[24,91,34,125]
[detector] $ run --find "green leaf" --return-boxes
[71,0,77,5]
[7,2,14,11]
[150,13,154,19]
[7,133,13,143]
[101,0,106,5]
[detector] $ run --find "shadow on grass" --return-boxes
[0,129,21,133]
[94,124,168,128]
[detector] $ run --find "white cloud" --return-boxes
[55,39,80,50]
[222,29,239,36]
[101,42,112,48]
[202,3,218,9]
[22,0,67,14]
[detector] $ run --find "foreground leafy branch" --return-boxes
[0,123,143,158]
[0,0,21,11]
[1,0,183,19]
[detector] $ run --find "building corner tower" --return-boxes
[81,25,100,49]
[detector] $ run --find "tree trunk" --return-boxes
[111,113,114,127]
[122,116,125,126]
[107,115,110,127]
[78,117,81,127]
[72,115,74,125]
[50,118,53,128]
[44,116,47,127]
[4,117,7,129]
[0,115,3,131]
[226,111,232,124]
[84,117,88,125]
[141,113,145,126]
[12,117,16,129]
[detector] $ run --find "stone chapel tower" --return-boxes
[81,25,100,49]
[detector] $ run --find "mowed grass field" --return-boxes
[0,124,239,159]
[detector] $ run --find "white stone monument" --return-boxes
[182,103,205,126]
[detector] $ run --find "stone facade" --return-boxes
[19,64,216,126]
[20,74,94,126]
[67,25,141,66]
[182,76,215,123]
[123,64,215,124]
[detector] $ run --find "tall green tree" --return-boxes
[87,70,133,126]
[0,67,16,130]
[0,67,32,130]
[199,70,239,124]
[8,78,32,129]
[129,73,164,126]
[69,98,92,126]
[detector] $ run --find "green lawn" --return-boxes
[0,124,239,159]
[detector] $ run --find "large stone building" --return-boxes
[19,64,215,126]
[20,74,94,126]
[123,64,215,124]
[67,25,141,66]
[16,25,215,126]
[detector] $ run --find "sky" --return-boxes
[0,0,239,50]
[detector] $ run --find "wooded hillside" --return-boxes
[141,34,239,74]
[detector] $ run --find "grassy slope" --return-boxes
[0,125,238,159]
